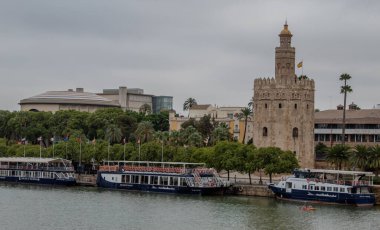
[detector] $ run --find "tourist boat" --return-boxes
[0,157,76,185]
[268,169,376,206]
[97,161,229,195]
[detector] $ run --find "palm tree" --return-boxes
[351,145,369,170]
[105,124,123,144]
[135,121,154,143]
[139,104,152,115]
[239,107,252,144]
[339,73,353,145]
[183,98,197,113]
[369,145,380,176]
[326,144,351,170]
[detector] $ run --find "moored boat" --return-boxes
[0,157,76,186]
[97,161,229,195]
[268,169,376,206]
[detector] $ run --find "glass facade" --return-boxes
[152,96,173,114]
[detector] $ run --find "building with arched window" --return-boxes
[252,22,315,168]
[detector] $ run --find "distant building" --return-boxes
[169,105,253,143]
[252,22,315,168]
[19,88,119,113]
[20,86,173,113]
[314,108,380,148]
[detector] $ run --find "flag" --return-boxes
[123,137,126,144]
[37,136,42,142]
[137,138,140,144]
[297,61,303,68]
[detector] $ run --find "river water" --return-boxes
[0,183,379,230]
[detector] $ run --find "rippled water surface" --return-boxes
[0,183,379,230]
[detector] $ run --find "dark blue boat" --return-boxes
[268,169,375,206]
[0,157,76,186]
[97,161,228,195]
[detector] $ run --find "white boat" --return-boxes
[97,161,229,195]
[0,157,76,185]
[268,169,376,206]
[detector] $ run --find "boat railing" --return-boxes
[306,178,371,186]
[98,165,186,174]
[0,165,74,171]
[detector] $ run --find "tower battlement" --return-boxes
[254,77,314,89]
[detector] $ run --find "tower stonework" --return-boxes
[253,23,315,168]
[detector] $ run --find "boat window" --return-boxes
[333,187,338,192]
[302,185,307,190]
[180,178,187,186]
[125,175,131,183]
[161,176,169,186]
[121,175,126,183]
[310,185,314,190]
[347,188,351,194]
[151,176,159,185]
[171,177,178,186]
[142,175,149,184]
[321,186,326,191]
[132,175,139,184]
[315,186,319,191]
[360,187,370,194]
[327,187,332,192]
[339,187,345,193]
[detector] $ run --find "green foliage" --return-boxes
[183,98,197,111]
[326,144,351,170]
[315,142,328,160]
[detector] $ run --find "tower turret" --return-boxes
[275,21,296,81]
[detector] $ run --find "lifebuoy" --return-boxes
[238,186,243,192]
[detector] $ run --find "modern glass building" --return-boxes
[152,96,173,114]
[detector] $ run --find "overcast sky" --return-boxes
[0,1,379,114]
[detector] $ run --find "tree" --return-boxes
[351,145,369,170]
[254,147,298,183]
[326,144,351,170]
[196,115,214,144]
[239,107,252,144]
[183,98,197,113]
[139,104,152,115]
[315,142,328,160]
[211,123,230,144]
[105,124,122,144]
[135,121,154,143]
[369,145,380,176]
[339,73,353,145]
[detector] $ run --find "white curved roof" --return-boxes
[20,91,120,107]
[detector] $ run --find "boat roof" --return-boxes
[104,160,205,167]
[0,157,72,164]
[297,168,374,176]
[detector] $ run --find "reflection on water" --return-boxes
[0,183,379,230]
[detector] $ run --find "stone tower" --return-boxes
[252,22,315,168]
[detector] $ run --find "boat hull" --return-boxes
[268,184,375,206]
[97,172,226,195]
[0,176,76,186]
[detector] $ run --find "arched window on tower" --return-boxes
[294,104,297,109]
[265,103,268,109]
[279,103,282,109]
[263,127,268,137]
[293,127,298,138]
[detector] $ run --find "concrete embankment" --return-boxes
[75,174,97,186]
[233,184,275,197]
